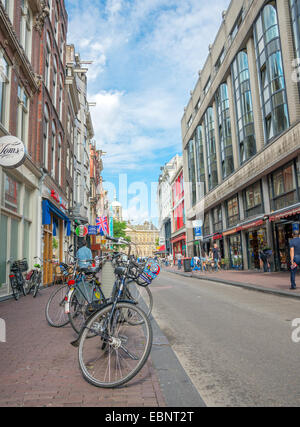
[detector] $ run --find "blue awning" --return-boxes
[42,199,71,236]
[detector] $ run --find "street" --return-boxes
[151,270,300,407]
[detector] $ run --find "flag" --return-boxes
[96,216,109,235]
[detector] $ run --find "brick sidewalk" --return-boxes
[0,286,166,407]
[164,265,300,297]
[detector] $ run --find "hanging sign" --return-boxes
[0,136,26,169]
[88,225,98,235]
[75,225,88,237]
[194,226,203,240]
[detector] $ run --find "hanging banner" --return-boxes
[75,225,88,237]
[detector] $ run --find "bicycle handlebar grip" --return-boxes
[106,236,120,243]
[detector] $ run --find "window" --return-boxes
[290,1,300,70]
[204,77,211,95]
[213,205,223,232]
[187,140,197,206]
[0,55,9,126]
[58,133,62,186]
[51,121,56,178]
[20,0,32,59]
[243,181,263,217]
[230,9,243,41]
[203,214,210,237]
[269,162,299,210]
[232,50,256,164]
[195,125,206,196]
[215,48,225,73]
[17,85,29,146]
[254,2,289,142]
[2,173,20,213]
[58,75,63,121]
[216,83,234,179]
[226,195,239,228]
[45,33,51,90]
[204,107,218,191]
[53,56,58,109]
[43,104,50,169]
[54,1,59,43]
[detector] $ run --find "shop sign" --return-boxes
[223,228,238,236]
[0,136,26,169]
[75,225,88,237]
[50,189,67,211]
[213,233,223,240]
[88,225,98,235]
[194,226,202,240]
[240,220,264,231]
[269,207,300,222]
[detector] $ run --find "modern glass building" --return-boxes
[182,0,300,271]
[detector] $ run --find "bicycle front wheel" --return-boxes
[78,302,153,388]
[45,285,69,327]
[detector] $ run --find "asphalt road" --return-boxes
[151,270,300,407]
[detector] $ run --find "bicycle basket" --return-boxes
[11,260,28,272]
[135,260,160,287]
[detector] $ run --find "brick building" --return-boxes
[0,0,43,297]
[182,0,300,271]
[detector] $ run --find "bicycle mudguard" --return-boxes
[70,299,137,348]
[65,287,75,314]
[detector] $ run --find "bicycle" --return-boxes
[24,257,43,298]
[72,235,159,388]
[8,258,28,301]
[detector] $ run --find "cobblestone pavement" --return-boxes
[0,286,166,407]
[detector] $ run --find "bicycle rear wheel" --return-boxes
[32,272,41,298]
[10,275,20,301]
[45,285,69,327]
[78,302,153,388]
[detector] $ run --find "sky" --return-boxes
[65,0,231,224]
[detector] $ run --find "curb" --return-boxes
[165,269,300,300]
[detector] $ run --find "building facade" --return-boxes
[125,221,159,258]
[170,159,186,260]
[182,0,300,271]
[0,0,43,297]
[157,154,182,255]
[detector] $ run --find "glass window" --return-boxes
[227,195,239,228]
[204,107,218,190]
[20,0,32,59]
[0,55,9,126]
[254,2,289,142]
[216,83,234,179]
[195,125,206,196]
[0,215,8,285]
[269,162,299,210]
[244,181,263,217]
[232,51,256,164]
[10,218,19,262]
[187,140,197,206]
[17,85,29,146]
[2,174,20,213]
[213,205,223,232]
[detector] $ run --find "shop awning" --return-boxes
[269,206,300,222]
[171,234,186,244]
[239,219,264,231]
[223,228,238,236]
[42,199,71,236]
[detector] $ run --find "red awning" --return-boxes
[269,206,300,222]
[171,234,186,244]
[240,219,264,231]
[158,245,166,252]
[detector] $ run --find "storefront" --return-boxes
[42,190,71,285]
[171,233,186,261]
[270,205,300,271]
[213,233,224,259]
[240,219,267,270]
[223,229,243,270]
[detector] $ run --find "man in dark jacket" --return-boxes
[290,230,300,289]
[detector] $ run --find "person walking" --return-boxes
[177,252,183,270]
[212,243,220,272]
[289,229,300,290]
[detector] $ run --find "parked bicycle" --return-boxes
[24,257,43,298]
[8,258,28,301]
[71,235,160,388]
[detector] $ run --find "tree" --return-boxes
[112,219,131,248]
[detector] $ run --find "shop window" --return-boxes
[17,85,29,146]
[195,125,206,196]
[226,195,239,228]
[204,107,218,190]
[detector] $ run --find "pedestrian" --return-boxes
[193,255,200,271]
[212,243,220,272]
[177,252,183,270]
[76,239,93,269]
[289,229,300,290]
[259,249,268,272]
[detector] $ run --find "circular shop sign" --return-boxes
[0,136,27,169]
[75,225,88,238]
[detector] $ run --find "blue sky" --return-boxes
[65,0,231,223]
